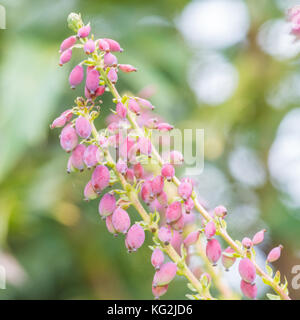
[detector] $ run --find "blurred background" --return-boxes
[0,0,300,299]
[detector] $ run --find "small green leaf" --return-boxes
[266,263,273,278]
[266,293,281,300]
[274,270,281,285]
[187,283,197,292]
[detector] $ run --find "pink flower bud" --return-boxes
[119,64,137,73]
[206,238,222,266]
[161,164,175,181]
[138,137,152,156]
[51,109,73,129]
[239,258,256,284]
[116,159,127,174]
[184,197,194,214]
[70,144,86,171]
[242,237,253,249]
[222,247,236,271]
[128,98,141,115]
[133,163,144,179]
[157,191,168,208]
[156,122,174,132]
[60,124,78,152]
[204,221,216,239]
[60,36,76,53]
[107,68,118,84]
[67,156,75,173]
[99,193,116,218]
[125,168,135,184]
[125,223,145,252]
[178,181,193,201]
[153,262,177,287]
[83,145,101,168]
[152,284,168,299]
[151,175,164,196]
[84,180,98,201]
[141,180,153,204]
[91,165,110,193]
[104,38,123,52]
[116,102,127,119]
[214,205,227,218]
[240,280,257,299]
[267,245,283,263]
[98,38,110,51]
[69,65,84,89]
[112,207,131,234]
[136,97,154,110]
[59,49,72,66]
[104,52,118,67]
[86,69,99,94]
[105,215,117,236]
[151,248,164,270]
[84,39,95,54]
[170,214,185,232]
[184,230,201,247]
[171,230,183,254]
[170,150,184,166]
[252,229,266,246]
[166,201,182,223]
[77,24,91,38]
[75,116,92,139]
[158,226,172,245]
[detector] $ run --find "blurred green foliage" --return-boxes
[0,0,300,299]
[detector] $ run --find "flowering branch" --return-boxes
[51,13,291,300]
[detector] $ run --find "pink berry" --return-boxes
[128,98,141,115]
[104,52,118,67]
[242,237,253,249]
[153,262,177,287]
[116,102,127,119]
[104,38,123,52]
[111,207,131,234]
[59,49,72,66]
[151,248,164,270]
[161,164,175,181]
[91,165,110,193]
[214,205,227,218]
[178,181,193,201]
[240,280,257,299]
[170,214,185,232]
[239,258,256,284]
[267,245,283,263]
[133,163,144,179]
[183,230,201,247]
[158,226,172,245]
[206,238,222,266]
[222,247,236,271]
[119,64,137,73]
[86,69,99,94]
[184,197,194,214]
[166,201,182,223]
[107,68,118,83]
[60,36,76,53]
[75,116,92,139]
[70,144,86,171]
[60,124,78,152]
[252,229,266,246]
[125,168,135,184]
[125,224,145,252]
[84,39,95,54]
[99,193,116,218]
[69,65,84,89]
[156,122,174,132]
[84,180,98,201]
[83,145,101,168]
[152,284,168,299]
[77,24,91,38]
